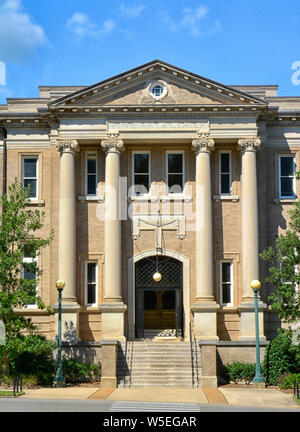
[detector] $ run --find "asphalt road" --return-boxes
[0,398,299,412]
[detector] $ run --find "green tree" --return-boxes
[0,179,54,337]
[260,186,300,325]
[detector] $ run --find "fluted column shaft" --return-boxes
[192,135,215,302]
[239,137,261,301]
[56,139,80,303]
[101,136,124,302]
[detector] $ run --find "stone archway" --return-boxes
[128,249,190,340]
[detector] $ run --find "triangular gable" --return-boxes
[49,60,267,109]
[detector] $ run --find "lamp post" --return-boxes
[250,280,265,388]
[53,279,65,387]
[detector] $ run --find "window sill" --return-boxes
[78,195,104,202]
[128,196,158,202]
[26,199,45,207]
[213,195,239,202]
[161,195,192,203]
[273,197,297,204]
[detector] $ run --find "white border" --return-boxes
[166,150,185,196]
[219,151,232,196]
[220,261,233,307]
[85,261,98,307]
[131,151,151,197]
[22,156,38,200]
[85,151,98,196]
[278,154,296,199]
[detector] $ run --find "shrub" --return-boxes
[262,329,300,386]
[279,373,300,389]
[0,335,56,386]
[62,359,100,384]
[225,362,256,384]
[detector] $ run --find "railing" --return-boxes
[294,379,299,400]
[13,376,22,396]
[124,324,128,388]
[189,322,195,388]
[193,333,200,388]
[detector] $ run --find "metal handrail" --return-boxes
[194,333,200,387]
[123,323,128,388]
[189,322,195,388]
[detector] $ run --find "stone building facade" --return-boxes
[0,60,299,385]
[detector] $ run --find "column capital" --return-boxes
[56,139,80,155]
[238,137,261,153]
[192,134,215,154]
[101,134,125,155]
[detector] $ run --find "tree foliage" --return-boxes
[0,179,54,338]
[261,193,300,324]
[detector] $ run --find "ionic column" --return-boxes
[55,139,80,340]
[191,135,219,340]
[238,137,266,340]
[99,135,126,341]
[238,137,261,301]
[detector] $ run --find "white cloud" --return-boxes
[66,12,115,40]
[119,3,146,18]
[161,5,222,38]
[0,0,46,63]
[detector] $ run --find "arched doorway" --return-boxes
[135,256,183,338]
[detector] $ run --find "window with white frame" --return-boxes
[220,261,233,306]
[86,152,98,195]
[279,155,296,198]
[86,262,98,306]
[219,152,232,195]
[132,152,150,195]
[22,245,38,307]
[22,156,38,199]
[166,152,184,194]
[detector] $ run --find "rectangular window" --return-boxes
[167,152,184,194]
[22,157,38,199]
[133,152,150,195]
[279,155,296,198]
[22,246,38,307]
[220,262,233,306]
[86,262,97,306]
[220,152,232,195]
[86,153,98,195]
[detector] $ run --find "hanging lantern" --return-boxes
[153,271,162,282]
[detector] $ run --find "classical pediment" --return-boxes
[49,60,267,109]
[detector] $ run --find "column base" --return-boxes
[53,302,81,343]
[238,301,267,341]
[99,339,119,388]
[99,302,127,341]
[192,302,219,340]
[198,340,218,388]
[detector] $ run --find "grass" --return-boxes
[0,390,25,397]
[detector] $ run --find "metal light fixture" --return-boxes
[250,279,265,387]
[53,279,65,387]
[153,255,162,282]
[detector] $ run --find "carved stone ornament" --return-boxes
[56,139,80,154]
[192,134,215,154]
[101,134,125,154]
[132,214,186,252]
[238,137,261,152]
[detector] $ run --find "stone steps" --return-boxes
[117,340,201,388]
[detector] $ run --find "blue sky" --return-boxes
[1,0,300,103]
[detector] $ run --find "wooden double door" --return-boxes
[135,288,183,338]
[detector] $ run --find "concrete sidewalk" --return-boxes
[17,386,300,410]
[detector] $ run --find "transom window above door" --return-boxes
[133,152,150,195]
